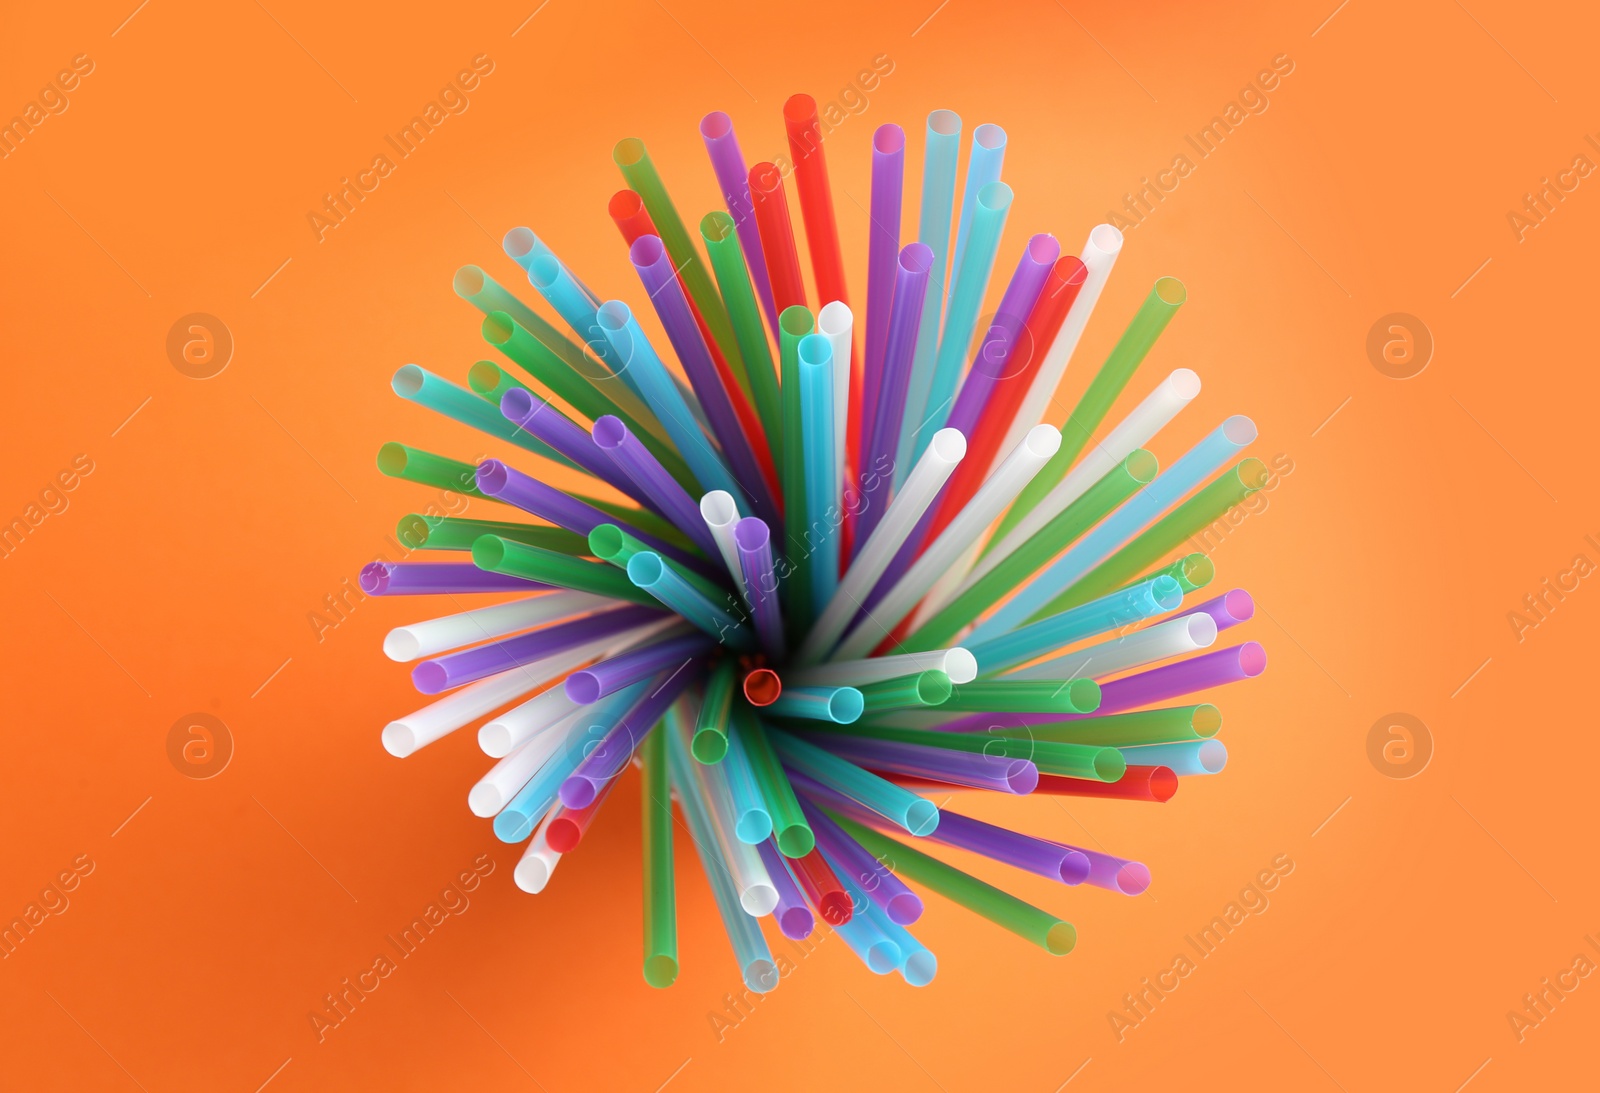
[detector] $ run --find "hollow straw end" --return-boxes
[381,722,416,758]
[643,953,679,989]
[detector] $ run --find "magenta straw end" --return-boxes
[1025,233,1061,265]
[1060,849,1092,886]
[629,233,666,267]
[1238,642,1268,677]
[1116,862,1153,896]
[700,110,732,139]
[1224,588,1256,623]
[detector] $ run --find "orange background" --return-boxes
[3,0,1596,1089]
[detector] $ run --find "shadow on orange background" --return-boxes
[1,0,1596,1089]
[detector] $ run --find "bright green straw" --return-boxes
[581,496,695,554]
[392,365,575,470]
[377,444,487,501]
[990,704,1221,747]
[693,660,736,763]
[812,722,1124,782]
[1030,457,1266,619]
[941,679,1101,714]
[397,515,589,556]
[466,360,530,404]
[830,812,1075,955]
[702,211,781,470]
[613,138,743,373]
[589,524,728,608]
[768,728,939,836]
[472,535,659,606]
[858,670,953,715]
[641,710,677,988]
[779,306,814,634]
[904,450,1159,652]
[1111,552,1214,598]
[991,277,1187,550]
[736,710,814,857]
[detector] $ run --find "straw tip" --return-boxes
[887,892,923,926]
[1045,921,1078,955]
[905,798,940,836]
[643,954,679,989]
[591,415,626,449]
[776,823,814,858]
[381,722,416,758]
[451,265,485,297]
[691,728,728,764]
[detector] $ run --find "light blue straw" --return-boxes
[798,333,840,621]
[828,869,900,974]
[946,124,1007,302]
[722,715,774,844]
[527,252,638,397]
[627,551,755,652]
[767,685,863,725]
[767,728,939,837]
[967,576,1185,676]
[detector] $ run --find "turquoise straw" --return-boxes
[390,365,577,471]
[897,110,963,490]
[838,869,936,985]
[798,332,839,622]
[768,685,863,724]
[667,708,779,994]
[595,300,746,509]
[970,416,1256,640]
[627,551,755,652]
[966,575,1185,676]
[527,252,638,397]
[916,181,1012,461]
[947,124,1007,303]
[768,728,939,836]
[828,869,900,974]
[722,712,774,843]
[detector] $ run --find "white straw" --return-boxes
[381,665,553,759]
[795,427,967,665]
[478,681,580,758]
[690,737,777,916]
[831,424,1061,662]
[469,707,586,817]
[1004,611,1217,681]
[818,301,853,492]
[513,809,564,893]
[699,490,745,594]
[787,648,977,689]
[383,590,612,662]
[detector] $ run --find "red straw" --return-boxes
[545,770,625,852]
[789,847,853,925]
[748,163,807,310]
[742,667,782,707]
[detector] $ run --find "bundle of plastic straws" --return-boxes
[368,97,1268,992]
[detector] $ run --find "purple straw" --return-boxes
[1094,642,1266,715]
[560,662,700,808]
[410,603,661,694]
[800,796,923,925]
[860,123,905,467]
[700,111,780,333]
[733,517,785,659]
[359,561,550,596]
[801,733,1038,794]
[498,388,657,513]
[629,235,779,525]
[1186,589,1255,632]
[1045,841,1152,895]
[857,242,933,547]
[592,415,720,559]
[920,807,1091,885]
[757,839,816,940]
[564,630,711,704]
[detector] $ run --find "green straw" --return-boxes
[466,360,530,404]
[768,728,939,835]
[702,211,781,470]
[641,707,678,988]
[991,277,1186,549]
[471,535,660,606]
[581,496,696,553]
[940,679,1101,714]
[904,450,1159,652]
[613,138,743,375]
[858,670,954,715]
[377,443,488,501]
[692,660,737,763]
[397,515,589,556]
[1031,457,1266,619]
[1111,552,1214,598]
[736,709,814,857]
[829,812,1076,956]
[990,704,1221,747]
[778,305,814,635]
[810,722,1124,782]
[589,524,728,608]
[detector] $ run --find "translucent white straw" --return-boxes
[687,724,778,915]
[513,809,565,893]
[699,490,745,591]
[469,707,586,817]
[831,424,1061,662]
[795,428,967,665]
[1004,611,1217,681]
[382,664,552,759]
[818,301,853,487]
[382,590,613,661]
[787,648,978,689]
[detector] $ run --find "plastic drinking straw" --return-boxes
[497,387,675,508]
[1043,842,1152,895]
[590,417,718,561]
[470,707,588,816]
[495,682,650,842]
[627,551,756,652]
[993,278,1187,547]
[678,716,778,917]
[381,664,552,761]
[979,705,1221,746]
[1033,457,1269,618]
[940,679,1101,714]
[832,812,1076,955]
[965,575,1183,677]
[698,491,745,590]
[756,840,815,940]
[1120,739,1228,776]
[852,790,1092,887]
[947,123,1007,299]
[693,659,736,763]
[777,305,814,615]
[562,661,699,809]
[629,237,779,521]
[973,418,1255,640]
[748,163,808,310]
[720,708,773,844]
[700,112,780,329]
[800,799,922,924]
[1033,767,1178,802]
[914,180,1013,458]
[702,214,782,464]
[384,590,608,662]
[1187,588,1255,632]
[547,760,624,851]
[412,603,662,694]
[859,891,937,987]
[468,358,531,404]
[453,263,604,384]
[768,685,864,725]
[858,244,934,546]
[377,443,489,501]
[898,109,963,491]
[783,94,848,312]
[565,632,712,705]
[788,649,975,691]
[471,536,657,607]
[833,424,1062,662]
[512,810,565,894]
[612,137,740,367]
[817,301,853,504]
[769,729,938,836]
[390,365,573,470]
[640,720,677,986]
[798,332,840,622]
[1119,552,1215,597]
[734,710,813,857]
[788,845,853,925]
[796,428,967,665]
[524,250,624,377]
[807,732,1039,793]
[1008,613,1218,684]
[666,720,780,991]
[500,227,601,302]
[857,670,953,715]
[359,561,547,597]
[595,301,744,507]
[396,514,588,556]
[743,668,781,707]
[861,123,906,465]
[1094,642,1267,714]
[582,495,694,552]
[829,879,901,974]
[817,722,1125,782]
[588,523,726,605]
[906,449,1159,652]
[733,517,785,660]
